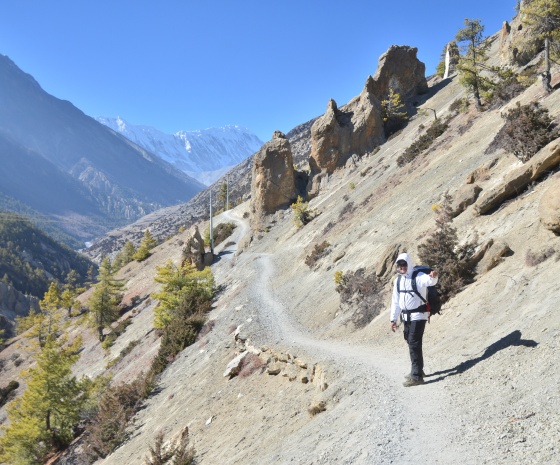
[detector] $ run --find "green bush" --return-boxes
[290,196,319,228]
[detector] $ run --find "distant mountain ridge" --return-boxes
[0,54,206,243]
[96,117,264,185]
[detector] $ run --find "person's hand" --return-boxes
[390,321,397,332]
[430,270,438,278]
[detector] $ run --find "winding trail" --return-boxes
[216,209,475,464]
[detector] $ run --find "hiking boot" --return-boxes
[403,377,425,387]
[404,370,426,381]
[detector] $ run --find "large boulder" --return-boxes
[475,142,560,215]
[370,45,428,100]
[250,131,297,230]
[539,175,560,234]
[182,225,206,270]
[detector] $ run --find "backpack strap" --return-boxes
[410,270,427,305]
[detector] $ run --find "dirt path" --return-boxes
[220,211,481,464]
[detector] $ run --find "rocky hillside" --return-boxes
[82,119,315,263]
[2,10,560,465]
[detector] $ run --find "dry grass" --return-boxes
[525,247,557,267]
[308,401,327,416]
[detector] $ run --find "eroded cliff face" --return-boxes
[250,131,297,230]
[307,45,428,196]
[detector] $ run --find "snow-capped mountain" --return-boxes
[96,117,264,186]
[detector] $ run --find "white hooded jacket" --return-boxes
[390,252,438,323]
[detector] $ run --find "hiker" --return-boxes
[390,252,438,387]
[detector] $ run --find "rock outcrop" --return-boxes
[307,45,427,196]
[370,45,428,100]
[308,79,385,195]
[451,183,483,217]
[182,225,207,270]
[250,131,297,230]
[539,175,560,234]
[475,141,560,215]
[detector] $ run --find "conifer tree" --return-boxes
[0,339,82,464]
[455,18,493,110]
[133,230,157,262]
[217,181,229,211]
[152,260,214,329]
[521,0,560,92]
[87,258,123,340]
[15,283,63,347]
[381,89,409,136]
[417,193,474,304]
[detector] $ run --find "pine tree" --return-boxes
[521,0,560,92]
[0,339,82,464]
[133,230,158,262]
[217,181,229,212]
[455,19,493,110]
[15,283,63,347]
[381,89,409,136]
[152,261,214,329]
[87,258,123,341]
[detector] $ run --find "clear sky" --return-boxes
[0,0,516,142]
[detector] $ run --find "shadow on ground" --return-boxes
[425,330,538,384]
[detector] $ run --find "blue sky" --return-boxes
[0,0,516,142]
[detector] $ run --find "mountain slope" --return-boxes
[0,54,206,241]
[96,117,263,185]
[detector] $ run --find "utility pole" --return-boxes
[209,189,214,254]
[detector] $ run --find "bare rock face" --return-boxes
[475,142,560,216]
[451,184,483,217]
[539,176,560,234]
[308,45,427,195]
[250,131,297,230]
[370,45,428,100]
[308,78,385,187]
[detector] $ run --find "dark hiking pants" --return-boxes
[403,320,426,379]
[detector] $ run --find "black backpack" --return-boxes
[397,265,442,316]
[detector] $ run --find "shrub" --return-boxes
[417,193,475,304]
[0,380,19,408]
[525,247,557,267]
[305,242,331,269]
[486,102,558,162]
[449,97,470,114]
[308,401,327,416]
[290,196,319,228]
[335,268,384,328]
[204,222,236,248]
[338,201,355,220]
[486,69,528,109]
[397,119,449,167]
[144,430,195,465]
[85,377,150,459]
